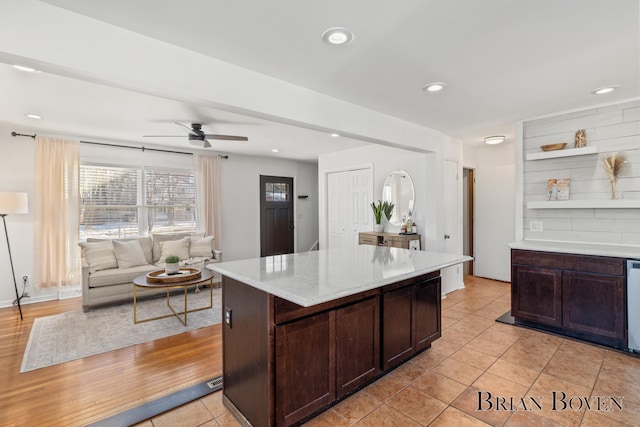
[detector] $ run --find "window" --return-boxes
[80,164,196,240]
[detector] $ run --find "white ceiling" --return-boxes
[3,0,639,160]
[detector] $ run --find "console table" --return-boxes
[358,231,421,249]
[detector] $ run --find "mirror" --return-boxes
[381,169,415,226]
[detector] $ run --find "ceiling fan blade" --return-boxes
[143,135,184,138]
[203,139,212,148]
[174,121,198,134]
[204,134,248,141]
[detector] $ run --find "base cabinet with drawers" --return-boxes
[221,271,441,427]
[511,249,627,349]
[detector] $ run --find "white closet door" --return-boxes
[441,159,461,295]
[328,168,372,249]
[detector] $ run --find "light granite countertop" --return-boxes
[509,240,640,259]
[208,246,472,307]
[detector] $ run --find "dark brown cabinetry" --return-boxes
[382,273,441,370]
[222,272,441,427]
[511,249,627,349]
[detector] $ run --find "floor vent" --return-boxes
[207,377,223,389]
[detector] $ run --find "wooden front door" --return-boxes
[260,175,294,257]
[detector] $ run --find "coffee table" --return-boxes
[132,269,214,326]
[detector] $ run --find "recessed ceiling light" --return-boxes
[422,82,447,92]
[271,149,280,153]
[321,27,354,45]
[25,114,42,119]
[484,135,505,145]
[330,133,340,138]
[591,85,619,95]
[14,65,38,73]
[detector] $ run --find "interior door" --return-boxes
[260,175,294,257]
[441,160,460,295]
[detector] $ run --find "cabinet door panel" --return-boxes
[382,286,413,369]
[512,265,562,327]
[563,271,626,343]
[275,312,336,427]
[414,277,441,351]
[336,297,381,397]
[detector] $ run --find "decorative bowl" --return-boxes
[541,143,567,152]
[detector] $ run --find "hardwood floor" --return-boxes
[0,297,222,427]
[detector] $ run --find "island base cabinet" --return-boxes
[382,274,441,370]
[222,272,441,427]
[336,297,381,398]
[275,312,336,427]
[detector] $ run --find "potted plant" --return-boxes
[371,200,385,232]
[164,255,181,275]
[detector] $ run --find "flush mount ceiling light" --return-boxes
[13,65,38,73]
[271,149,280,153]
[591,85,619,95]
[484,135,505,145]
[330,133,340,138]
[25,114,42,119]
[422,82,447,93]
[321,27,354,45]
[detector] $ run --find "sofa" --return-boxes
[79,233,222,311]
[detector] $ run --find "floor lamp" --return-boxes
[0,192,28,320]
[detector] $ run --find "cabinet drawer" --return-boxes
[359,235,379,245]
[511,249,625,276]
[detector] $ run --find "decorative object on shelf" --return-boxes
[574,129,587,148]
[164,255,181,275]
[383,200,394,223]
[541,143,567,152]
[602,152,627,199]
[547,179,570,200]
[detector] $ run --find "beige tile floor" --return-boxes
[137,276,640,427]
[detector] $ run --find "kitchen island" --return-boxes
[209,246,471,427]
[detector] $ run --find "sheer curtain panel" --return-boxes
[194,155,221,251]
[35,136,80,288]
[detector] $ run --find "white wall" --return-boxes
[0,124,318,307]
[0,124,40,307]
[220,154,318,261]
[520,99,640,245]
[473,142,516,282]
[319,145,431,250]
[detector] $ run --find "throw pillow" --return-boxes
[159,237,191,263]
[152,233,190,263]
[112,240,149,269]
[79,240,118,273]
[190,236,214,258]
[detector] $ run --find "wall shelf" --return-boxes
[526,146,598,161]
[527,199,640,209]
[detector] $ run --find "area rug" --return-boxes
[21,288,222,373]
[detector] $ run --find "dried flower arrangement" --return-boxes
[601,152,627,199]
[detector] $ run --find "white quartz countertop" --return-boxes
[208,246,472,307]
[509,240,640,259]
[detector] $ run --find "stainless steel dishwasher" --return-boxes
[629,259,640,352]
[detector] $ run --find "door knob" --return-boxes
[444,234,451,239]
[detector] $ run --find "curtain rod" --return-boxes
[10,131,229,159]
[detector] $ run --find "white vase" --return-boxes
[374,224,384,232]
[165,262,180,274]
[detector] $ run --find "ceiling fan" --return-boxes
[144,122,248,148]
